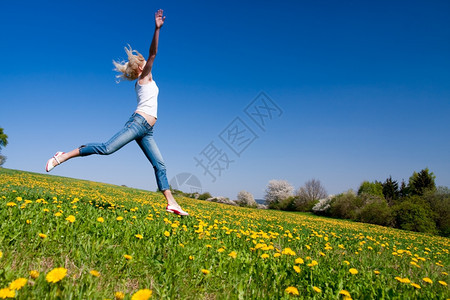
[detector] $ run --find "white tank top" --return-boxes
[135,80,159,119]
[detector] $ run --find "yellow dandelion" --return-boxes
[261,253,269,259]
[43,208,49,212]
[39,233,47,239]
[6,202,17,207]
[124,254,132,260]
[374,270,380,275]
[274,253,281,258]
[201,269,210,275]
[66,215,76,223]
[295,257,304,264]
[54,212,62,217]
[9,278,27,290]
[410,283,421,289]
[401,278,411,284]
[26,220,32,224]
[90,270,100,277]
[285,286,299,295]
[0,288,15,299]
[438,281,447,286]
[97,217,104,223]
[0,251,2,258]
[228,251,237,259]
[116,216,124,221]
[135,234,143,239]
[423,277,433,284]
[313,286,321,293]
[189,255,194,260]
[281,247,296,256]
[343,260,350,265]
[293,265,301,273]
[30,270,39,279]
[46,267,67,283]
[349,268,358,275]
[217,248,225,253]
[164,231,170,237]
[16,197,22,201]
[115,291,125,300]
[131,289,152,300]
[339,290,351,297]
[307,260,318,267]
[442,272,448,276]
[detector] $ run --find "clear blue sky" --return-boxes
[1,0,449,199]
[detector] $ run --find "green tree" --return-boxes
[382,176,399,205]
[408,168,436,196]
[358,181,384,197]
[392,196,437,234]
[0,127,8,167]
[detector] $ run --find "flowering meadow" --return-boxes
[0,168,449,299]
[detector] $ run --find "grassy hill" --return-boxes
[0,168,448,299]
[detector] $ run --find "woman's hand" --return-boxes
[155,9,165,29]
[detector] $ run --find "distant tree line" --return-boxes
[264,169,449,237]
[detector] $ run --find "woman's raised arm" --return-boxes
[140,9,165,83]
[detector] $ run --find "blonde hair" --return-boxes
[112,45,145,82]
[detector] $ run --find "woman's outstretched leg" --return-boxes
[45,148,80,172]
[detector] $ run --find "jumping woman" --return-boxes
[45,9,188,216]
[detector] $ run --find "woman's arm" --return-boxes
[140,9,165,83]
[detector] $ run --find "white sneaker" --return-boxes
[45,152,64,172]
[166,204,189,216]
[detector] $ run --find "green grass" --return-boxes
[0,168,449,299]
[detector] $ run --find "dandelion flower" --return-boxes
[6,202,17,207]
[274,253,281,258]
[0,251,2,258]
[281,248,296,256]
[313,286,321,293]
[189,256,194,260]
[295,258,304,264]
[217,248,225,253]
[410,283,421,289]
[343,260,350,265]
[135,234,143,239]
[46,267,67,283]
[97,217,104,223]
[115,291,125,300]
[90,270,100,277]
[293,265,301,273]
[307,260,318,267]
[285,286,299,295]
[164,231,170,237]
[0,288,15,299]
[26,220,32,224]
[261,254,269,259]
[228,251,237,259]
[131,289,152,300]
[438,281,447,286]
[374,270,380,275]
[423,277,433,284]
[116,216,124,221]
[124,255,132,260]
[66,215,76,223]
[9,278,27,290]
[349,268,358,275]
[39,233,47,239]
[339,290,351,297]
[30,270,39,279]
[54,212,62,217]
[201,269,210,275]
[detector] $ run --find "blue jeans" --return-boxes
[78,113,169,191]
